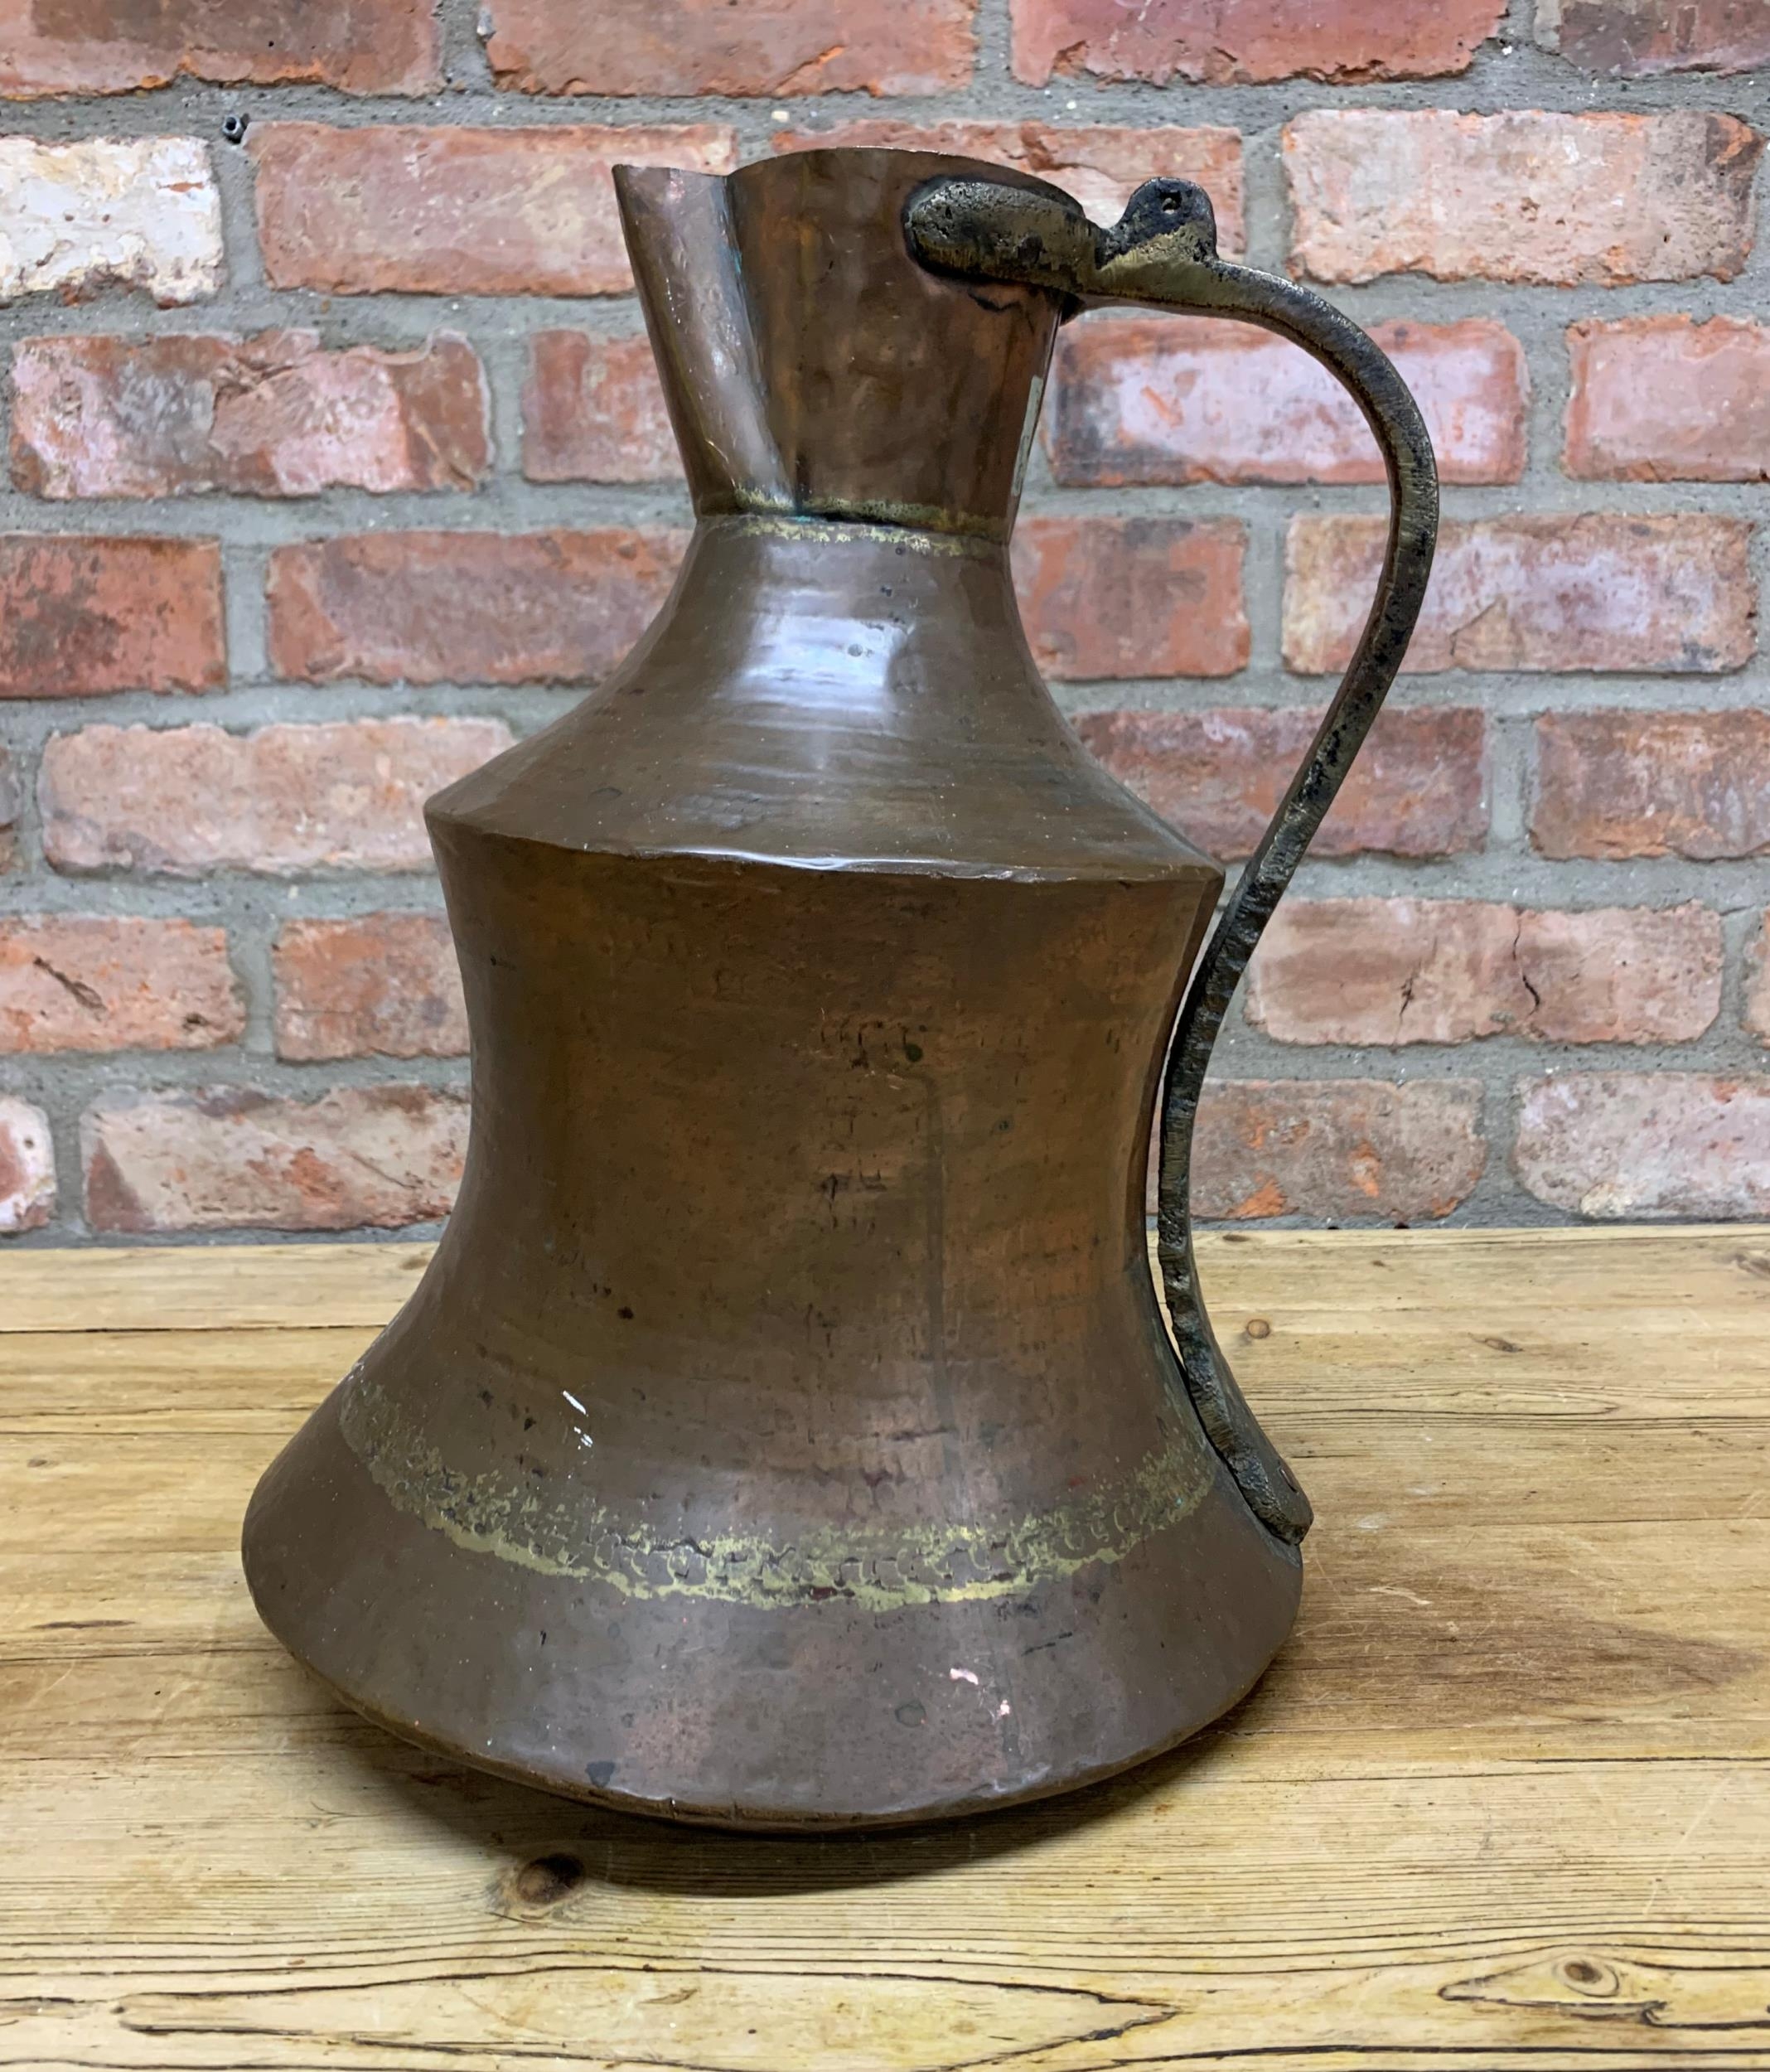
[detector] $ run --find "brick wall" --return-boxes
[0,0,1766,1241]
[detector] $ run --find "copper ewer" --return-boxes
[243,148,1438,1829]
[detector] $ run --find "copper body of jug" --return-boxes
[243,148,1437,1829]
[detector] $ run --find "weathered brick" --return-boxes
[1536,0,1770,73]
[1048,316,1525,487]
[0,1097,55,1234]
[0,537,225,700]
[12,332,489,501]
[250,123,738,298]
[82,1086,467,1232]
[0,0,439,97]
[1285,516,1755,676]
[0,136,221,305]
[1013,519,1247,680]
[268,530,684,687]
[1747,917,1770,1046]
[0,917,242,1054]
[1011,0,1502,84]
[274,914,467,1061]
[1285,110,1762,285]
[1532,711,1770,861]
[523,333,679,484]
[0,748,17,873]
[777,121,1245,248]
[1192,1080,1486,1223]
[1566,317,1770,482]
[482,0,975,94]
[1515,1074,1770,1218]
[1077,706,1486,861]
[1245,899,1721,1047]
[40,718,511,878]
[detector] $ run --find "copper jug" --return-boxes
[243,148,1437,1830]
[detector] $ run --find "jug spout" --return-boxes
[614,149,1071,540]
[613,165,793,517]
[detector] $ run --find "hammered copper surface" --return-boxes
[243,148,1437,1829]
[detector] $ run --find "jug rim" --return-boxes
[612,141,1084,219]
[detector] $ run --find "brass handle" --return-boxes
[907,175,1440,1545]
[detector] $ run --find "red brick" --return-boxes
[0,917,242,1054]
[82,1085,467,1233]
[40,717,511,878]
[1537,0,1770,73]
[777,121,1245,249]
[0,536,224,700]
[268,530,684,688]
[1566,317,1770,482]
[250,123,738,298]
[1077,706,1486,861]
[1487,903,1725,1045]
[0,1097,55,1234]
[1285,110,1763,286]
[0,748,17,873]
[0,136,222,306]
[1011,0,1502,83]
[523,333,679,484]
[1747,918,1770,1045]
[1285,516,1755,676]
[274,914,467,1061]
[1532,711,1770,861]
[482,0,975,94]
[1013,519,1247,680]
[1515,1073,1770,1218]
[0,0,439,96]
[12,332,488,501]
[1048,316,1525,487]
[1192,1080,1486,1223]
[1245,898,1721,1047]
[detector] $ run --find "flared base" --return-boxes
[243,1387,1300,1831]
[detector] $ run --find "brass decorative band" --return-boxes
[341,1367,1218,1610]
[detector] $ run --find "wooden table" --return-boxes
[3,1225,1768,2071]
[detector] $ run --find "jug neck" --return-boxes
[615,149,1071,543]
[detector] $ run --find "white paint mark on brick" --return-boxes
[0,1097,56,1233]
[0,136,223,306]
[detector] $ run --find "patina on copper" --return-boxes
[242,148,1438,1830]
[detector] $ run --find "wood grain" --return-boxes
[2,1227,1767,2071]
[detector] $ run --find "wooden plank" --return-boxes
[0,1552,255,1663]
[1,1222,1765,1334]
[7,1628,1768,1776]
[3,1320,1766,1433]
[16,1396,1770,1529]
[0,1327,377,1434]
[2,1227,1768,2071]
[7,1493,1765,1754]
[0,1239,435,1334]
[2,1737,1768,2007]
[2,1742,1767,2070]
[6,1499,1768,1759]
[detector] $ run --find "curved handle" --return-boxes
[907,174,1439,1545]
